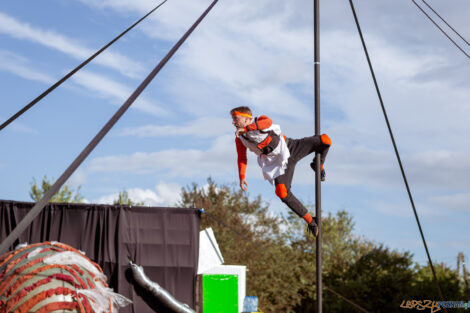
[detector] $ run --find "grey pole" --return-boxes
[314,0,322,312]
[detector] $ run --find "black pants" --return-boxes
[274,135,329,218]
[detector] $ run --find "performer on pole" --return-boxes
[231,106,331,236]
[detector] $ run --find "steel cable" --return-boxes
[421,0,469,46]
[411,0,469,59]
[0,0,220,255]
[347,0,448,311]
[0,0,169,132]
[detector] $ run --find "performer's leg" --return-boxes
[286,134,331,163]
[275,184,307,217]
[285,134,331,181]
[295,134,331,181]
[274,159,318,235]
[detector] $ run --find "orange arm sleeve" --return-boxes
[245,115,272,132]
[235,137,247,180]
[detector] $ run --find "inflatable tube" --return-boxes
[130,261,195,313]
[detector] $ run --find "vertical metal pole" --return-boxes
[461,253,470,298]
[314,0,322,312]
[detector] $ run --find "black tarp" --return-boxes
[0,200,200,313]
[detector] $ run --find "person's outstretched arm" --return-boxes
[235,137,248,191]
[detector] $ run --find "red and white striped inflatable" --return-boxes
[0,242,130,313]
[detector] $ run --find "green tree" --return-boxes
[113,190,144,205]
[29,175,84,203]
[179,179,465,313]
[322,245,415,313]
[321,249,465,313]
[179,179,375,312]
[411,263,464,310]
[179,179,305,312]
[286,209,376,312]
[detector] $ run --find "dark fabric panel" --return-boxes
[0,200,200,312]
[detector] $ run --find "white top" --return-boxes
[239,120,290,184]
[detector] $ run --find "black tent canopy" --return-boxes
[0,200,200,313]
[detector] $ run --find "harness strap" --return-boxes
[242,129,280,155]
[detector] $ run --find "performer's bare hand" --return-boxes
[235,128,246,137]
[240,179,248,191]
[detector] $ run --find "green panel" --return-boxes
[203,274,238,313]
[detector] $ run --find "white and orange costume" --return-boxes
[233,111,331,224]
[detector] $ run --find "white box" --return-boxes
[202,265,246,313]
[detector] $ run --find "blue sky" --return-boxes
[1,0,469,268]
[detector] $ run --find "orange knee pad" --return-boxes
[275,184,288,199]
[321,134,332,146]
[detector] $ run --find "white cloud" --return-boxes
[88,134,235,177]
[73,0,470,131]
[0,51,166,117]
[76,0,211,41]
[0,112,39,135]
[94,181,181,206]
[0,119,39,134]
[0,11,145,78]
[75,0,315,120]
[372,199,444,219]
[0,50,55,84]
[76,0,470,217]
[428,193,470,211]
[72,0,470,125]
[289,143,470,192]
[405,151,470,189]
[239,211,283,235]
[87,132,470,198]
[119,117,232,137]
[154,181,182,205]
[320,30,470,142]
[71,70,168,116]
[171,4,314,120]
[67,169,87,188]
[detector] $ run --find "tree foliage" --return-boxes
[180,179,465,313]
[113,190,144,205]
[29,175,84,203]
[179,179,303,311]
